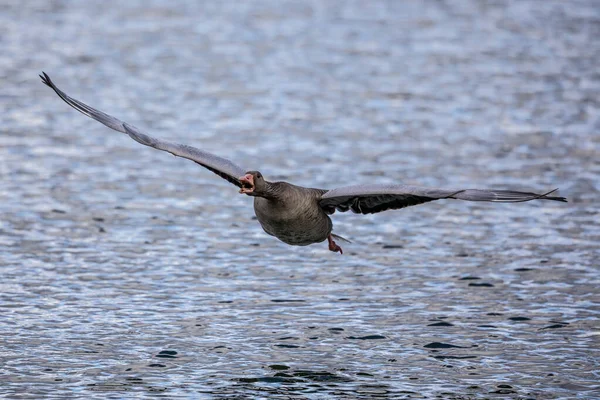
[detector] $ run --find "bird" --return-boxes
[40,72,567,254]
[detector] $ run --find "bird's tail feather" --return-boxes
[331,233,352,243]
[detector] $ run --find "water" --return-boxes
[1,0,599,398]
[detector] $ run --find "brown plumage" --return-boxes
[40,72,567,254]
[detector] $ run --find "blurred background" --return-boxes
[1,0,598,398]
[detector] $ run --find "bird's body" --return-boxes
[40,72,567,254]
[253,183,330,246]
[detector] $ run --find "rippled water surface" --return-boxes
[1,0,599,398]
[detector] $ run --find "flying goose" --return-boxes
[40,72,567,254]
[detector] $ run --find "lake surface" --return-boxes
[1,0,599,398]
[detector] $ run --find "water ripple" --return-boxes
[1,0,599,398]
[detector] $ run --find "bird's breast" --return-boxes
[253,196,332,246]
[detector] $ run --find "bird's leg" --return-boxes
[327,234,343,254]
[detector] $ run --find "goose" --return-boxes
[40,72,567,254]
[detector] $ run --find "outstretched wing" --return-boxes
[319,184,566,215]
[40,72,246,188]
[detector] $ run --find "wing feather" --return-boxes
[320,184,566,215]
[40,72,246,187]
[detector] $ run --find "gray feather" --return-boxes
[320,184,566,215]
[40,72,246,188]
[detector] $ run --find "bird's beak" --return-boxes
[239,174,254,194]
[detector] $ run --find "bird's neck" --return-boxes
[258,181,284,201]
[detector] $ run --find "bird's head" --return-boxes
[239,171,266,196]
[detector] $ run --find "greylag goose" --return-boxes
[40,72,567,254]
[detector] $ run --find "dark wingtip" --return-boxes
[40,71,53,88]
[543,188,567,202]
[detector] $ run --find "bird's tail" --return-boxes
[331,233,352,243]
